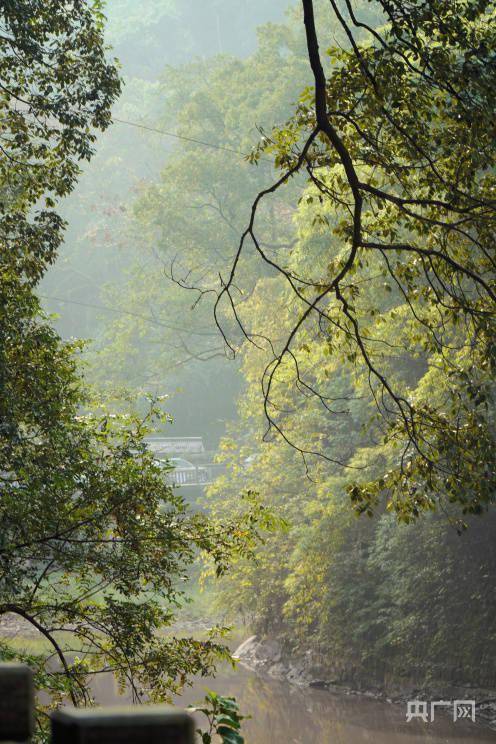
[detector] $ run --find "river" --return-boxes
[92,661,496,742]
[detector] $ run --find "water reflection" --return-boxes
[94,664,496,743]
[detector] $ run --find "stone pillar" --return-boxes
[0,663,34,742]
[51,705,196,744]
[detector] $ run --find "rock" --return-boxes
[268,662,287,679]
[261,639,283,663]
[287,664,309,686]
[309,680,329,689]
[233,635,496,733]
[0,613,41,639]
[232,635,258,660]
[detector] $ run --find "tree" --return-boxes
[0,0,120,281]
[210,0,496,521]
[193,0,496,694]
[43,0,495,699]
[0,3,262,734]
[91,19,313,444]
[205,230,496,691]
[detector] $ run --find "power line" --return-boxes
[39,294,219,337]
[113,116,272,163]
[4,108,274,164]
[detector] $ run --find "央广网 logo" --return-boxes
[406,700,475,723]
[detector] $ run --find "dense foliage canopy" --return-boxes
[9,0,494,714]
[0,3,264,733]
[204,0,496,689]
[96,0,496,692]
[212,0,496,521]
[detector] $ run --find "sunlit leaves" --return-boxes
[191,690,246,744]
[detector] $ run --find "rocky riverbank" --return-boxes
[0,612,40,638]
[233,635,496,731]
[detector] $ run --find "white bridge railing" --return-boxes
[168,463,225,487]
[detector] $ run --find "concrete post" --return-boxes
[0,663,34,742]
[51,705,196,744]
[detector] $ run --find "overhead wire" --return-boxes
[3,107,274,164]
[38,294,219,337]
[112,116,273,164]
[32,109,275,334]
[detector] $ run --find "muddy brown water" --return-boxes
[92,663,496,743]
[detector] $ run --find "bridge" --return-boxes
[144,436,225,488]
[167,463,225,487]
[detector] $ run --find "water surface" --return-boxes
[93,663,496,743]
